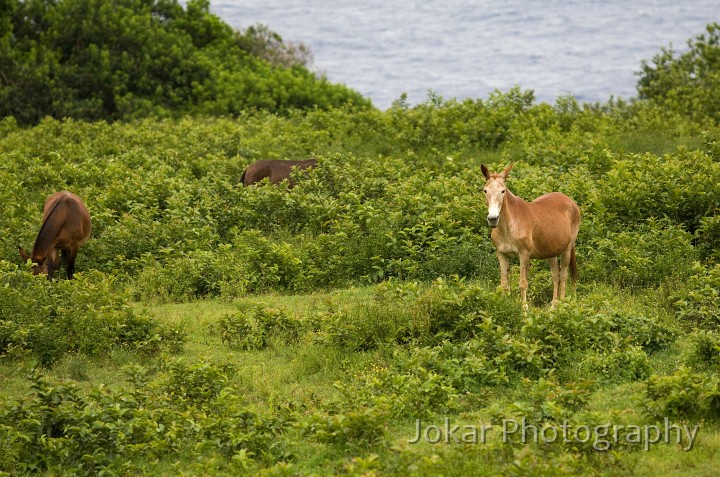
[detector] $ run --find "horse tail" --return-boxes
[569,245,577,288]
[240,169,247,186]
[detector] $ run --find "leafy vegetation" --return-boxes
[1,10,720,477]
[0,0,369,125]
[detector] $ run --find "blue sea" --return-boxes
[208,1,718,109]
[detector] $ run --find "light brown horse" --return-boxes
[481,164,580,308]
[240,159,317,187]
[19,191,92,280]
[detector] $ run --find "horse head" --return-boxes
[481,163,514,228]
[18,246,49,275]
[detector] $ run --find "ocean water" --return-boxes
[209,0,718,109]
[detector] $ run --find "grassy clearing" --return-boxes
[3,277,713,475]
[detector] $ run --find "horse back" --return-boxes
[36,192,91,254]
[242,159,317,186]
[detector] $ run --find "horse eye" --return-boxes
[483,189,487,194]
[501,190,506,194]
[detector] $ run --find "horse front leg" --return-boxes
[497,251,511,293]
[46,250,59,280]
[519,253,530,309]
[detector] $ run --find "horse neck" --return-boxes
[31,200,64,260]
[498,189,527,234]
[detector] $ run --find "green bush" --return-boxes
[583,218,697,288]
[592,151,720,232]
[360,364,459,419]
[0,262,185,366]
[0,0,368,124]
[523,303,675,361]
[217,306,305,350]
[671,263,720,327]
[637,22,720,122]
[311,298,416,352]
[577,347,651,383]
[0,368,295,475]
[304,407,388,450]
[162,358,236,404]
[393,340,510,392]
[642,366,720,420]
[695,214,720,264]
[685,330,720,371]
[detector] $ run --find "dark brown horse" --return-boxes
[240,159,317,187]
[19,191,92,280]
[481,164,580,308]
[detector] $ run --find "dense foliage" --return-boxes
[0,0,369,125]
[2,91,718,299]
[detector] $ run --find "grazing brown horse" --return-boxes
[481,164,580,308]
[240,159,317,187]
[19,191,92,280]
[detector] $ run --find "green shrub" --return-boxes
[637,22,720,122]
[642,366,720,420]
[413,277,523,341]
[685,330,720,371]
[671,263,720,327]
[394,340,510,392]
[311,298,415,352]
[583,218,697,288]
[304,407,388,450]
[217,306,305,350]
[592,151,720,232]
[487,378,594,425]
[0,262,185,366]
[363,365,459,419]
[0,0,368,125]
[577,347,651,383]
[162,358,237,404]
[695,214,720,264]
[132,248,240,303]
[0,368,295,475]
[523,303,676,362]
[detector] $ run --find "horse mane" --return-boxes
[30,196,66,259]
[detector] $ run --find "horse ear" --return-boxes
[501,163,515,180]
[481,164,491,180]
[18,246,30,261]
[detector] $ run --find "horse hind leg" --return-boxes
[61,250,69,274]
[65,249,79,280]
[558,245,574,301]
[546,257,560,307]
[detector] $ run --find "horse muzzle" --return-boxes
[487,216,499,228]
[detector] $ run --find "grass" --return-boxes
[1,279,718,476]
